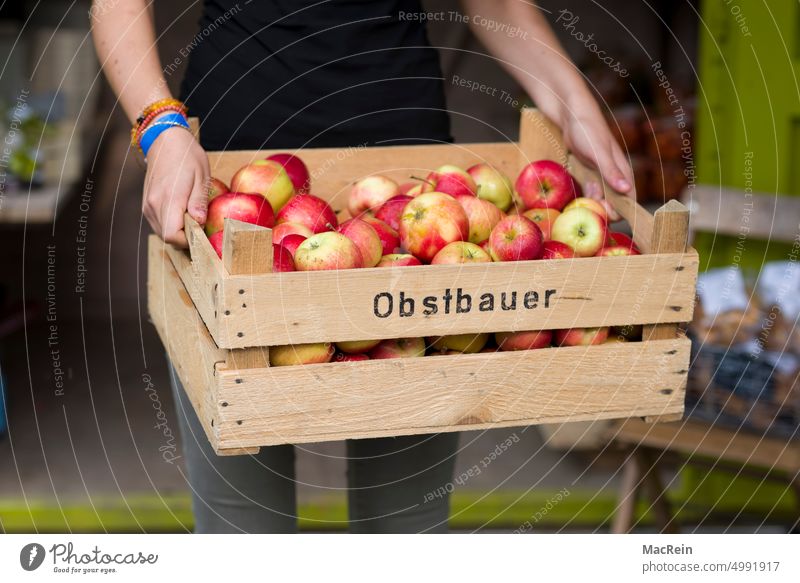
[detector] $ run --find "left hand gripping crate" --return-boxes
[148,109,698,455]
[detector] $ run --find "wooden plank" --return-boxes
[612,418,800,474]
[221,218,273,275]
[214,250,698,348]
[212,336,689,448]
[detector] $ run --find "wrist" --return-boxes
[138,112,191,160]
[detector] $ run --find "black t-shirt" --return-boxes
[180,0,451,150]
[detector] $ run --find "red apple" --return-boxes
[456,194,506,244]
[208,230,224,258]
[467,163,513,211]
[269,342,334,366]
[207,177,229,200]
[550,207,608,257]
[376,254,422,267]
[541,240,576,259]
[266,153,310,193]
[554,327,609,346]
[361,216,401,255]
[348,175,399,217]
[495,330,553,351]
[398,182,417,195]
[279,233,306,257]
[272,221,314,244]
[515,160,575,210]
[336,339,381,354]
[426,165,477,198]
[230,159,295,213]
[374,194,413,232]
[337,218,383,267]
[276,193,337,234]
[488,215,544,261]
[563,197,608,221]
[205,192,275,236]
[522,207,560,240]
[369,337,426,359]
[273,244,295,272]
[399,192,469,263]
[294,232,363,271]
[596,245,640,257]
[606,231,639,252]
[431,241,492,264]
[407,181,434,197]
[334,352,370,362]
[429,333,489,353]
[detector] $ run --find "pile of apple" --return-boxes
[202,153,641,366]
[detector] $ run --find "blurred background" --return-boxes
[0,0,797,533]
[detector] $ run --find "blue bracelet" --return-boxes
[139,112,191,159]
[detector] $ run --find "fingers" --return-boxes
[187,157,211,226]
[161,194,189,248]
[593,141,631,196]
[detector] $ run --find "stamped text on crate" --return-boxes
[373,287,557,319]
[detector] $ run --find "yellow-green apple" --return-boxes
[596,245,640,257]
[488,215,544,261]
[276,193,337,234]
[279,233,306,257]
[606,231,639,252]
[337,218,383,267]
[376,254,422,267]
[230,160,295,212]
[456,194,505,244]
[207,177,229,200]
[515,160,575,210]
[495,330,553,351]
[294,232,363,271]
[369,337,426,359]
[208,230,224,258]
[205,192,275,236]
[554,327,609,346]
[426,165,477,198]
[269,342,334,366]
[361,216,400,255]
[541,240,575,259]
[348,175,399,217]
[273,244,295,272]
[550,207,607,257]
[563,197,608,221]
[272,221,313,244]
[406,181,434,197]
[399,192,469,263]
[522,207,560,240]
[336,338,381,354]
[429,333,488,353]
[266,153,310,193]
[374,194,413,232]
[431,241,492,264]
[334,352,370,362]
[467,163,513,210]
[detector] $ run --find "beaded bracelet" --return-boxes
[136,98,186,126]
[138,113,191,160]
[130,104,188,149]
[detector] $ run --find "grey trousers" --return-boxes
[167,362,459,533]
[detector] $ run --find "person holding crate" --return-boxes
[92,0,633,533]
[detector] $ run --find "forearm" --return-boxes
[90,0,171,124]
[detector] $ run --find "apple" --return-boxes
[522,207,560,240]
[596,245,640,257]
[467,163,513,211]
[456,194,505,244]
[606,231,639,252]
[205,192,275,236]
[426,165,477,198]
[337,338,381,354]
[337,218,383,267]
[488,215,544,261]
[230,159,295,213]
[348,175,399,217]
[207,177,229,200]
[208,230,224,258]
[266,153,310,193]
[554,327,609,347]
[269,342,334,366]
[272,221,313,244]
[551,207,607,257]
[398,182,417,195]
[570,176,583,198]
[495,330,553,351]
[294,231,363,271]
[515,160,575,210]
[431,241,492,264]
[429,333,488,353]
[279,233,306,257]
[399,192,469,263]
[361,216,400,255]
[334,352,370,362]
[563,197,608,221]
[374,194,413,232]
[273,244,295,272]
[276,193,337,234]
[541,240,575,259]
[376,254,422,267]
[369,337,426,359]
[406,181,434,197]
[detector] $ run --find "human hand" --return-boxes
[142,125,210,247]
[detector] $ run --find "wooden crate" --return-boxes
[148,108,698,455]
